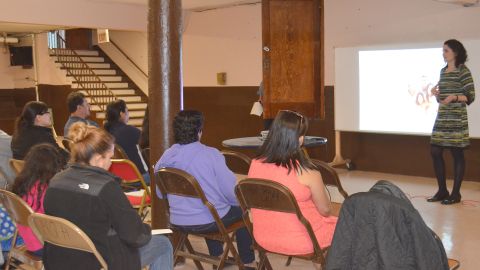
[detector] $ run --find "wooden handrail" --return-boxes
[50,31,117,111]
[109,39,148,78]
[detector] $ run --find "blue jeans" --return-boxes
[142,172,151,185]
[175,206,255,264]
[139,234,173,270]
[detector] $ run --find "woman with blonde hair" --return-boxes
[43,122,172,270]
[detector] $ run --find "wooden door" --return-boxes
[65,29,93,50]
[262,0,324,119]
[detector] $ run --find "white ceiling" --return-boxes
[0,0,260,34]
[91,0,260,10]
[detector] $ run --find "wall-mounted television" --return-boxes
[9,46,33,66]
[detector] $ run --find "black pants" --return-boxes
[430,145,465,196]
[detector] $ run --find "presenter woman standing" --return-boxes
[428,39,475,205]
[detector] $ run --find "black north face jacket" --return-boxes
[326,180,449,270]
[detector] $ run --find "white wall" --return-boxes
[0,34,69,89]
[0,37,35,89]
[35,33,70,85]
[105,5,262,88]
[0,0,146,31]
[104,1,480,87]
[15,1,479,87]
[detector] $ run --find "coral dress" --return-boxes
[247,159,337,255]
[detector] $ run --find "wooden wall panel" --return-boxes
[0,88,36,134]
[38,84,76,136]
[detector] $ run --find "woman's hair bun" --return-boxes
[68,122,89,143]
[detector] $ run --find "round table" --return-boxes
[222,136,327,149]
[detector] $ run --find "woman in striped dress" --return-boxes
[427,39,475,205]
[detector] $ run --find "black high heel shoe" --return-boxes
[426,191,449,202]
[441,194,461,205]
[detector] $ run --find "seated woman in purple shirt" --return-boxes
[154,110,255,268]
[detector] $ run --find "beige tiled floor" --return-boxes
[175,169,480,270]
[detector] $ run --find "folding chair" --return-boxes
[221,150,252,175]
[113,144,129,159]
[28,213,108,270]
[60,137,72,152]
[235,178,328,270]
[448,258,460,270]
[311,159,348,199]
[156,167,247,270]
[0,190,43,270]
[9,159,25,176]
[109,159,151,218]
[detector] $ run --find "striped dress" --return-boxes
[431,64,475,148]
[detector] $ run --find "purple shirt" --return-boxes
[154,141,238,225]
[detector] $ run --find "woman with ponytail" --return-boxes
[43,122,172,270]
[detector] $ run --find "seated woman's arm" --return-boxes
[298,169,331,216]
[102,181,152,248]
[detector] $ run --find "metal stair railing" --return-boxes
[49,31,117,112]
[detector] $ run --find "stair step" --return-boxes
[71,76,123,82]
[50,49,99,56]
[72,82,129,89]
[53,56,105,63]
[91,102,146,112]
[91,69,116,75]
[96,110,145,119]
[60,63,110,69]
[80,89,137,96]
[63,68,116,75]
[128,118,144,126]
[86,95,142,104]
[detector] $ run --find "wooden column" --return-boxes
[148,0,183,228]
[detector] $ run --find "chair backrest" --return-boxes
[0,189,34,227]
[61,138,72,152]
[28,213,108,270]
[9,159,25,176]
[311,159,348,199]
[155,167,225,228]
[140,147,150,168]
[113,144,128,159]
[221,150,252,175]
[109,159,150,196]
[235,178,325,262]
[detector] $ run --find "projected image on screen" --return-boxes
[359,48,445,134]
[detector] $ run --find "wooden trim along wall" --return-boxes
[185,86,480,182]
[4,85,479,182]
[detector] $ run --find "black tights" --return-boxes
[431,145,465,196]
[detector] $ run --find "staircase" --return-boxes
[50,48,147,128]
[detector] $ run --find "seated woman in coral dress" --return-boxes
[247,110,337,255]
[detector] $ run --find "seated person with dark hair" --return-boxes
[63,91,99,137]
[104,99,149,183]
[154,110,255,268]
[11,101,69,161]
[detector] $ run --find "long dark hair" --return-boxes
[11,144,66,211]
[257,110,315,174]
[444,39,468,67]
[13,101,49,139]
[104,99,127,132]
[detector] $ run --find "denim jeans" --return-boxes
[139,234,173,270]
[175,206,255,264]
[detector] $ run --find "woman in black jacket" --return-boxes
[43,122,172,270]
[11,101,68,161]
